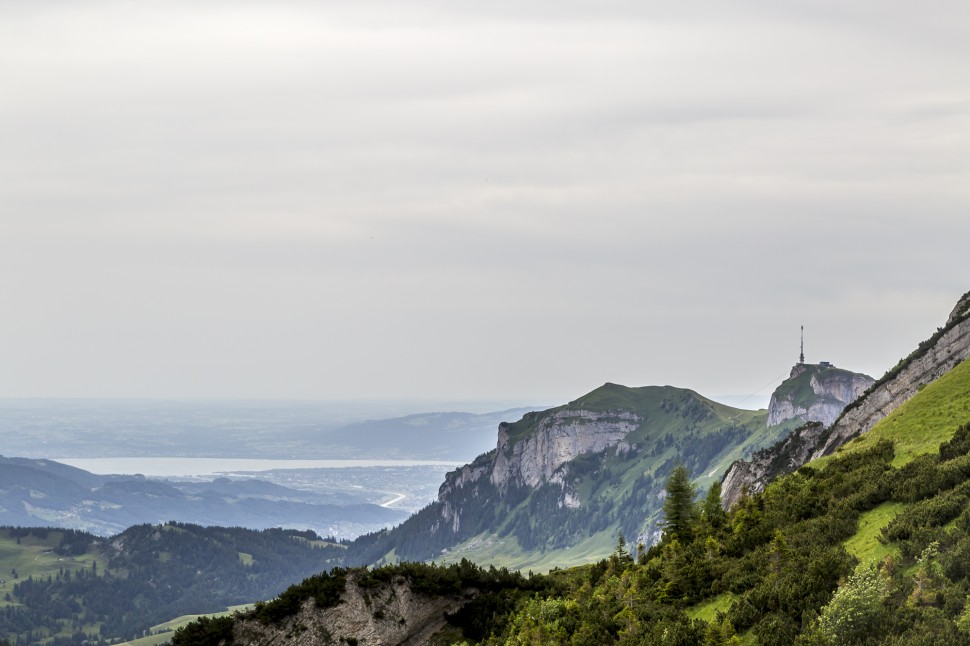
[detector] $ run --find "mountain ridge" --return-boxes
[345,383,801,569]
[721,291,970,509]
[0,456,406,537]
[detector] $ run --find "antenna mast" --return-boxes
[800,326,805,364]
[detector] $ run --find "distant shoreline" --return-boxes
[55,457,464,478]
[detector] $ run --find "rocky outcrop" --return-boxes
[718,363,872,510]
[490,409,641,488]
[816,293,970,456]
[721,291,970,509]
[720,422,827,509]
[766,364,873,428]
[233,573,470,646]
[438,408,640,532]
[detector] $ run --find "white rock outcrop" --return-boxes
[766,364,874,428]
[437,408,642,532]
[234,574,470,646]
[490,409,641,488]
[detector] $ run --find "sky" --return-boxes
[1,1,968,406]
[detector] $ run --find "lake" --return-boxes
[57,457,464,477]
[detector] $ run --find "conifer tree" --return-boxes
[702,480,726,531]
[662,464,697,543]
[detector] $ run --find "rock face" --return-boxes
[766,364,874,428]
[439,407,639,532]
[490,409,641,488]
[721,291,970,510]
[234,573,469,646]
[720,421,828,510]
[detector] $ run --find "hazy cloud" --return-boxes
[1,1,968,403]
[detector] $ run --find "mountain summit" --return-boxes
[767,362,873,428]
[345,379,845,569]
[722,290,970,509]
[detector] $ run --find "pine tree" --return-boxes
[662,464,697,543]
[702,480,726,531]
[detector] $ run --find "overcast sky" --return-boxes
[1,1,968,406]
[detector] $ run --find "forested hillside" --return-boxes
[0,524,345,645]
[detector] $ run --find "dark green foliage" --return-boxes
[177,559,551,644]
[171,615,235,646]
[251,569,347,625]
[892,453,970,502]
[663,464,698,543]
[882,488,969,541]
[0,523,345,644]
[940,423,970,461]
[702,481,727,531]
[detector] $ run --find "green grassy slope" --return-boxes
[116,605,254,646]
[436,530,617,572]
[0,528,101,607]
[808,358,970,578]
[814,357,970,470]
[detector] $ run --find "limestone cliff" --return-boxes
[233,572,470,646]
[490,409,641,488]
[439,406,640,532]
[721,291,970,509]
[766,364,873,428]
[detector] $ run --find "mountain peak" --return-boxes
[767,363,874,427]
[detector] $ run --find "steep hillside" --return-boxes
[344,384,783,570]
[812,354,970,469]
[177,384,970,645]
[722,290,970,508]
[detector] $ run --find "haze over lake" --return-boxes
[57,457,464,478]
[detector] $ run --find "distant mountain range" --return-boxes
[0,400,538,461]
[0,456,406,536]
[312,407,538,460]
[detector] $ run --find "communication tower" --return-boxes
[800,326,805,364]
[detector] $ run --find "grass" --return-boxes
[812,358,970,470]
[687,592,736,623]
[116,604,254,646]
[435,530,617,572]
[505,383,768,447]
[0,528,102,607]
[843,501,904,564]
